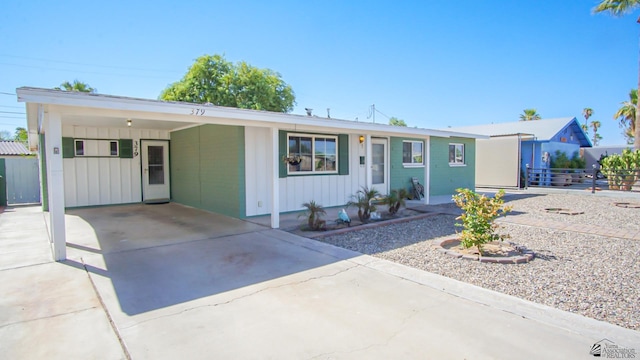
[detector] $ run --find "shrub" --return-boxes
[452,188,512,255]
[299,201,326,230]
[550,150,585,169]
[346,186,380,222]
[382,188,410,215]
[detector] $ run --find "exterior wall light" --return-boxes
[127,119,132,127]
[359,135,364,144]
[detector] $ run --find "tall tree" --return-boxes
[594,0,640,149]
[591,120,603,146]
[613,89,637,144]
[519,109,541,121]
[14,127,27,143]
[582,107,593,127]
[388,117,407,126]
[55,80,96,93]
[160,54,295,113]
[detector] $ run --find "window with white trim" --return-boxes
[402,140,424,166]
[449,143,465,165]
[287,134,337,174]
[75,140,85,156]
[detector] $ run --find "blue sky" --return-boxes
[0,0,637,145]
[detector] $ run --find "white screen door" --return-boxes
[141,140,170,202]
[371,138,389,195]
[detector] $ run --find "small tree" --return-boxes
[299,201,326,230]
[346,186,380,222]
[382,188,409,215]
[452,188,512,255]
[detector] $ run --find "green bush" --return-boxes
[550,150,585,169]
[382,188,410,215]
[347,186,380,222]
[452,188,512,255]
[299,201,326,230]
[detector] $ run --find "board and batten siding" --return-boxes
[429,136,476,196]
[171,124,245,218]
[245,129,366,216]
[61,126,170,207]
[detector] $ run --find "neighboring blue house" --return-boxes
[448,117,592,188]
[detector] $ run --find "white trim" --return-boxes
[17,87,488,140]
[402,140,425,166]
[270,127,279,228]
[448,143,466,165]
[285,132,339,175]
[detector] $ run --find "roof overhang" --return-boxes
[17,87,488,142]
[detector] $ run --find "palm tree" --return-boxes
[594,0,640,149]
[591,120,602,146]
[519,109,541,121]
[54,80,96,93]
[582,107,593,127]
[613,89,637,143]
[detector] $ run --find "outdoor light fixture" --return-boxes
[127,119,132,127]
[359,135,364,143]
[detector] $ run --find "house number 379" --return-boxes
[190,108,206,116]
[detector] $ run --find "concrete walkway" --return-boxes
[1,204,639,359]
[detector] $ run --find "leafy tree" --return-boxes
[613,89,637,145]
[160,54,295,113]
[0,130,11,141]
[14,127,27,143]
[388,117,407,126]
[55,80,95,93]
[519,108,541,121]
[590,120,603,146]
[594,0,640,149]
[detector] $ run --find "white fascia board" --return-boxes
[16,87,487,139]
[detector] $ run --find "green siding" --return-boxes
[429,137,476,196]
[119,139,133,158]
[279,130,287,178]
[170,124,246,218]
[0,159,6,206]
[62,137,74,158]
[40,134,48,211]
[389,137,425,193]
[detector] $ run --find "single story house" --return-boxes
[448,117,592,188]
[17,87,485,261]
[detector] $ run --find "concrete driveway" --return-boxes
[1,204,638,359]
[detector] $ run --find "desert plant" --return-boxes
[600,149,640,190]
[346,186,380,222]
[452,188,512,255]
[299,200,326,230]
[382,188,410,215]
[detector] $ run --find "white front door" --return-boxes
[371,138,389,195]
[141,140,170,202]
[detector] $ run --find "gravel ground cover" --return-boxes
[317,193,640,330]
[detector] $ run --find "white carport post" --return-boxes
[423,136,431,205]
[270,127,280,229]
[43,111,66,261]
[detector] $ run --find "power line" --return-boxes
[375,108,391,120]
[0,53,182,74]
[0,92,16,96]
[0,105,22,109]
[0,116,26,119]
[0,62,174,80]
[0,111,25,115]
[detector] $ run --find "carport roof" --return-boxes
[17,87,487,149]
